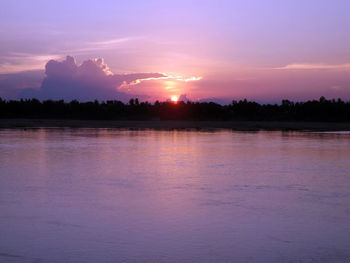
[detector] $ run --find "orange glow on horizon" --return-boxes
[171,96,179,103]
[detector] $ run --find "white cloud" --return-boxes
[127,73,202,85]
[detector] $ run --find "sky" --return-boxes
[1,0,350,103]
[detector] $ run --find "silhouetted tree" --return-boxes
[0,97,349,122]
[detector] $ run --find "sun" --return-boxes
[171,96,179,103]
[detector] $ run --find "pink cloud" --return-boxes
[274,63,350,71]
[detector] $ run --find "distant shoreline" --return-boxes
[1,119,350,131]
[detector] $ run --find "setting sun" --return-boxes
[171,96,179,103]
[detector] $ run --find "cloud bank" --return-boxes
[19,56,166,101]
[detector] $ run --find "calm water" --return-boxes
[1,129,350,263]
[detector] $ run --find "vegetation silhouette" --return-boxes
[0,96,349,122]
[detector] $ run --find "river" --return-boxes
[1,129,350,263]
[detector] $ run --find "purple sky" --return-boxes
[1,0,350,102]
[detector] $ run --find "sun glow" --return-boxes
[171,96,179,103]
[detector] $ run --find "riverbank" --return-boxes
[1,119,350,131]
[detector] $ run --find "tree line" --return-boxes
[0,96,349,122]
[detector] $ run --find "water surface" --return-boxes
[1,129,350,263]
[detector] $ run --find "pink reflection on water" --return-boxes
[0,129,350,262]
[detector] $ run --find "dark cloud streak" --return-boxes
[0,70,43,99]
